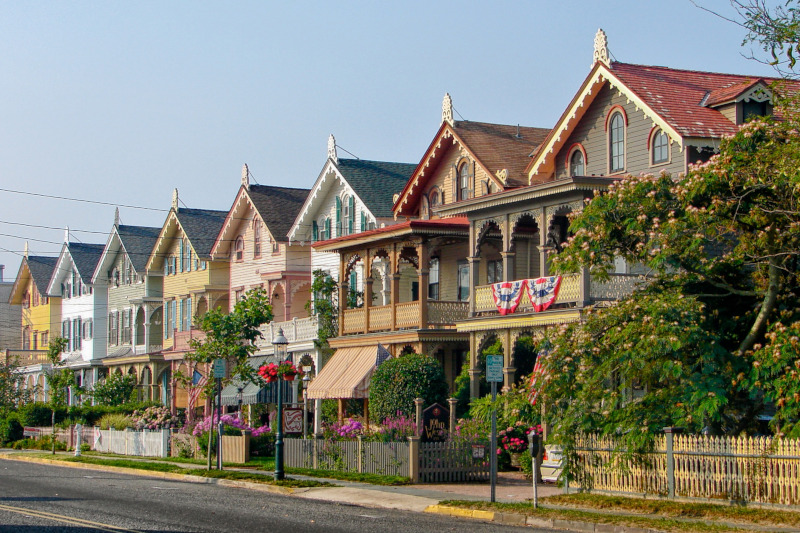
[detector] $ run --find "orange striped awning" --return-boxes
[306,345,379,400]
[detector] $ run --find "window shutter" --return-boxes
[335,197,342,237]
[187,298,192,329]
[348,196,355,234]
[312,220,318,241]
[325,218,331,240]
[360,212,365,233]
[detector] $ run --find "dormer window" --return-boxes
[253,220,262,258]
[430,189,439,208]
[235,236,244,261]
[458,161,472,201]
[743,100,768,122]
[651,129,669,165]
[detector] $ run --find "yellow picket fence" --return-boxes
[570,432,800,506]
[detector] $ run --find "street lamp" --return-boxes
[302,366,312,440]
[236,386,244,421]
[272,327,289,481]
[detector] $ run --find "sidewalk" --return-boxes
[3,450,797,532]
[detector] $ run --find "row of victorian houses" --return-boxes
[3,31,785,427]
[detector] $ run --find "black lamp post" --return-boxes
[272,328,288,481]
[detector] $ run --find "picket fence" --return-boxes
[92,428,170,458]
[285,437,410,477]
[571,432,800,506]
[418,440,490,483]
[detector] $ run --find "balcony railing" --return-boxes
[134,345,164,356]
[341,300,469,335]
[171,328,206,353]
[4,349,49,366]
[474,273,645,314]
[257,316,319,347]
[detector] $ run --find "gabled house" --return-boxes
[288,135,416,292]
[45,231,106,399]
[6,247,60,401]
[0,265,22,352]
[307,99,550,411]
[145,189,228,415]
[433,29,795,397]
[91,209,165,402]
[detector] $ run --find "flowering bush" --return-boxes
[370,414,416,442]
[323,418,363,440]
[131,406,180,431]
[498,421,540,454]
[191,414,269,437]
[453,417,490,442]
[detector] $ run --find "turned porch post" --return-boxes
[416,241,429,328]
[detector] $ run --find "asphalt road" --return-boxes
[0,459,545,532]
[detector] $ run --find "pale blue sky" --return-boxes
[0,1,780,277]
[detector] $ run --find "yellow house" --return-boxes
[145,189,229,414]
[7,247,61,400]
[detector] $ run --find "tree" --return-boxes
[180,287,273,418]
[0,356,35,411]
[369,353,448,422]
[539,104,800,466]
[45,337,76,454]
[91,372,137,406]
[308,269,338,366]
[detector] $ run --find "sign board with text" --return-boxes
[212,358,227,379]
[486,355,504,383]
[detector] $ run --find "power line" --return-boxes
[0,187,167,212]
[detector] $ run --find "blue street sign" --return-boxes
[486,354,503,383]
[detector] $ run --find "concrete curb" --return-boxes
[424,505,665,533]
[0,454,294,496]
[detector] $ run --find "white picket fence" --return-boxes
[285,437,410,477]
[92,428,170,458]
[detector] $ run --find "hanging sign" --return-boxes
[486,355,504,383]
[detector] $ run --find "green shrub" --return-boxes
[250,433,275,457]
[13,435,66,451]
[18,402,66,427]
[321,398,363,423]
[97,413,132,430]
[80,443,91,452]
[369,353,448,422]
[0,413,23,444]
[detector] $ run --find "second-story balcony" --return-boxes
[257,316,319,348]
[170,328,206,353]
[473,272,646,315]
[341,300,469,334]
[4,349,49,367]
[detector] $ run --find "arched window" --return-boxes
[609,112,625,172]
[570,149,585,177]
[652,129,669,164]
[234,236,244,261]
[430,189,439,208]
[253,220,262,258]
[458,162,471,201]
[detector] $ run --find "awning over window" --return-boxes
[219,356,291,406]
[306,345,382,400]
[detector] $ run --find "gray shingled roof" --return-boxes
[117,225,162,273]
[68,243,105,281]
[26,256,58,292]
[337,159,416,218]
[247,185,311,241]
[175,208,228,258]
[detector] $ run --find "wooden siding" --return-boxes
[554,85,687,179]
[21,277,60,350]
[438,242,469,302]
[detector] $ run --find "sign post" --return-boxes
[213,358,226,470]
[486,354,503,503]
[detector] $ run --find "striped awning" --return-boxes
[306,346,380,400]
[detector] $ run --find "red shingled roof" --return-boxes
[609,63,790,138]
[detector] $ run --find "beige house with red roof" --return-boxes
[434,29,792,397]
[308,95,552,416]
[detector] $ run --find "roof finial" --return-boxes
[241,164,250,190]
[593,28,610,67]
[64,226,70,243]
[24,241,29,258]
[327,134,338,163]
[442,93,454,126]
[114,207,120,228]
[172,188,179,211]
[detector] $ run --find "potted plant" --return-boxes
[278,360,303,381]
[498,421,540,468]
[258,362,279,383]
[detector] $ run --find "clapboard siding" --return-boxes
[555,85,686,179]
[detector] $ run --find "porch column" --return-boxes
[579,266,591,307]
[539,206,549,276]
[363,250,372,334]
[502,214,515,282]
[338,255,347,336]
[416,242,429,329]
[390,244,399,330]
[143,306,151,351]
[283,280,292,322]
[467,256,480,316]
[468,332,481,398]
[503,329,515,391]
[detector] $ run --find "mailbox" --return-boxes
[528,430,540,458]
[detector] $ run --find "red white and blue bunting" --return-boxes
[525,276,562,313]
[490,280,526,316]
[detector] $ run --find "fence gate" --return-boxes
[418,440,490,483]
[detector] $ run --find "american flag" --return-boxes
[527,352,547,406]
[376,344,391,367]
[188,368,208,411]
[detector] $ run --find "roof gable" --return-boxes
[394,120,549,217]
[92,224,161,283]
[47,242,104,294]
[8,255,58,304]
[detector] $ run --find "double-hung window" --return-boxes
[609,112,625,172]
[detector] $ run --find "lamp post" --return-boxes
[302,367,311,440]
[237,386,244,421]
[272,328,288,481]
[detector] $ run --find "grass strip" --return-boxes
[543,493,800,527]
[23,454,332,488]
[440,500,751,533]
[283,466,411,486]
